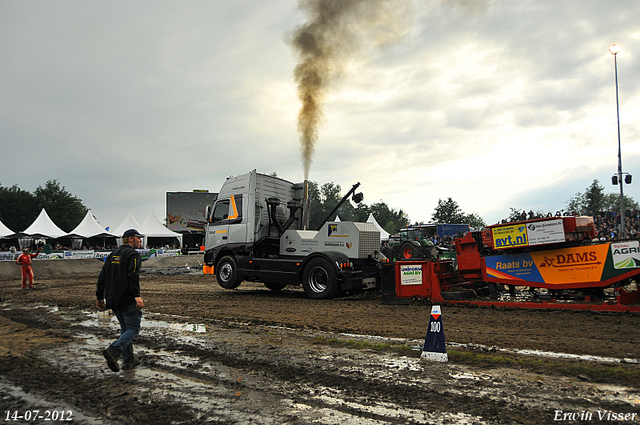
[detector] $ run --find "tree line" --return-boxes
[2,178,631,237]
[305,181,410,233]
[0,180,87,233]
[502,179,638,223]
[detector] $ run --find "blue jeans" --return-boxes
[110,303,142,363]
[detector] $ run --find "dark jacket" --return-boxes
[96,244,142,309]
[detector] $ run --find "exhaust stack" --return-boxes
[302,179,310,230]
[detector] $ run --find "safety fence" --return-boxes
[0,248,183,262]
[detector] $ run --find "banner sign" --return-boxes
[1,248,184,261]
[400,264,423,285]
[158,249,182,257]
[492,219,566,250]
[526,219,565,246]
[138,249,154,260]
[0,252,15,261]
[166,191,217,232]
[492,224,529,249]
[94,251,111,261]
[64,250,95,259]
[484,242,640,287]
[610,241,640,269]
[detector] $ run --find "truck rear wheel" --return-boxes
[302,258,338,299]
[216,255,241,289]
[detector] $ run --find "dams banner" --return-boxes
[484,241,640,288]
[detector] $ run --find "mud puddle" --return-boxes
[2,303,640,424]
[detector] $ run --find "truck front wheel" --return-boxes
[216,256,241,289]
[302,258,338,299]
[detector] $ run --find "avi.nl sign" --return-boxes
[491,219,565,250]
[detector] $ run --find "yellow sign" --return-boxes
[492,224,528,249]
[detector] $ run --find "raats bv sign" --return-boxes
[484,241,640,286]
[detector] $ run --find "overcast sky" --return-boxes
[2,0,640,232]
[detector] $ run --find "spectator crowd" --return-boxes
[500,209,640,241]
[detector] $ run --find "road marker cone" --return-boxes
[420,305,448,362]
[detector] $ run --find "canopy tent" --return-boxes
[111,212,142,238]
[139,210,183,248]
[367,213,390,242]
[66,210,117,238]
[20,209,67,238]
[0,219,15,238]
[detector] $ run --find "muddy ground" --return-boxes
[1,262,640,424]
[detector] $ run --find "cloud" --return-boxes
[2,0,640,231]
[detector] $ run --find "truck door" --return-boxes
[206,194,247,250]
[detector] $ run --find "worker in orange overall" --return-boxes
[16,247,41,289]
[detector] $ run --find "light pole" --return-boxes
[609,44,627,239]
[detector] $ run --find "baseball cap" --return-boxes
[122,229,144,238]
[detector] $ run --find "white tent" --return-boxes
[21,209,67,238]
[139,210,183,248]
[66,210,117,238]
[367,213,390,242]
[111,212,142,238]
[0,219,15,238]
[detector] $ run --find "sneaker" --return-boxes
[122,354,141,370]
[102,347,120,372]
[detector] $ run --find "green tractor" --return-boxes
[381,224,464,261]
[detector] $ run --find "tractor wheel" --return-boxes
[216,255,241,289]
[302,257,338,299]
[400,241,421,260]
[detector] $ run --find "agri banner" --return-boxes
[610,241,640,268]
[64,250,95,259]
[484,241,640,288]
[400,264,423,285]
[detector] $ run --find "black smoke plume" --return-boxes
[290,0,410,180]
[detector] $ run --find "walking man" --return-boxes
[16,247,40,289]
[96,229,145,372]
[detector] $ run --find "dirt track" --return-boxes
[1,266,640,424]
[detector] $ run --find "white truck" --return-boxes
[203,170,384,299]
